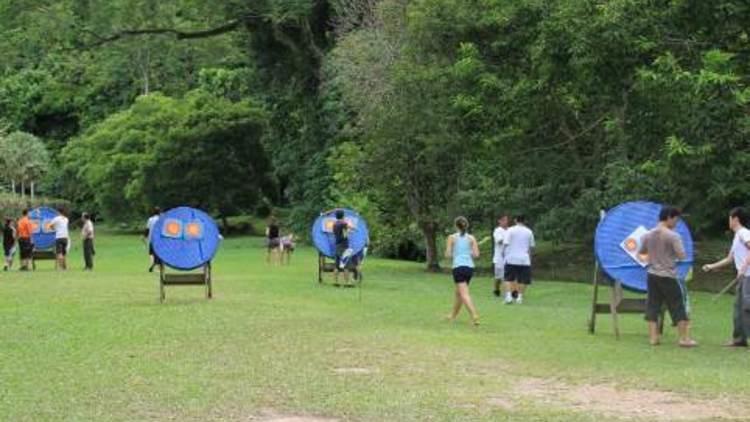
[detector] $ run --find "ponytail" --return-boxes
[454,216,469,236]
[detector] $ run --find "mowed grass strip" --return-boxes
[1,232,748,421]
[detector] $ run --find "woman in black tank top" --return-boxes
[266,217,282,264]
[3,219,16,271]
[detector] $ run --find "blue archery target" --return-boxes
[312,209,369,259]
[594,201,694,293]
[29,207,60,250]
[150,207,221,271]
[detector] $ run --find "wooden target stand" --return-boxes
[159,262,213,303]
[588,263,664,339]
[31,249,56,270]
[318,253,363,296]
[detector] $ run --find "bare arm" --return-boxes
[704,252,734,272]
[445,235,454,260]
[471,236,480,259]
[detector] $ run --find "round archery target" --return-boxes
[150,207,221,271]
[594,201,694,293]
[29,207,60,250]
[311,208,370,259]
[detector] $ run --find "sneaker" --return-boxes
[515,297,523,305]
[504,296,513,305]
[722,340,748,348]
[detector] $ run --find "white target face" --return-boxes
[619,225,650,267]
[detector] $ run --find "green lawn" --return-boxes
[1,232,749,421]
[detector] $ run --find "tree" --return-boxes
[61,90,273,221]
[0,131,50,198]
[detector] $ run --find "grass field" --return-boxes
[1,232,749,421]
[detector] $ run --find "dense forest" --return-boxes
[1,0,749,269]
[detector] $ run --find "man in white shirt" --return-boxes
[144,207,162,272]
[49,208,70,271]
[703,207,750,347]
[503,215,535,304]
[492,215,510,298]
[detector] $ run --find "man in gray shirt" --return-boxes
[639,206,697,347]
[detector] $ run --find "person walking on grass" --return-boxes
[49,207,70,271]
[503,215,535,304]
[81,213,95,271]
[639,206,697,347]
[702,207,750,348]
[492,214,510,298]
[445,216,480,326]
[145,207,162,272]
[265,217,282,265]
[16,209,33,271]
[3,218,16,271]
[333,210,352,286]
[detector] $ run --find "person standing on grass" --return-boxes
[638,206,697,347]
[503,215,535,304]
[81,213,95,271]
[333,210,352,286]
[492,214,510,298]
[49,207,70,271]
[445,216,480,326]
[265,217,281,265]
[3,218,16,271]
[702,207,750,347]
[145,207,162,272]
[16,209,33,271]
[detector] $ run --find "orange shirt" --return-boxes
[17,216,32,239]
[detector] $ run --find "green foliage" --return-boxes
[0,131,50,191]
[61,91,272,221]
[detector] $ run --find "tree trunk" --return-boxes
[420,221,441,272]
[30,181,35,201]
[20,180,25,199]
[11,180,15,196]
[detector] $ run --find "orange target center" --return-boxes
[186,223,201,237]
[625,238,637,251]
[166,222,181,236]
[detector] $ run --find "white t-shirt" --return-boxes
[731,227,750,276]
[147,215,160,235]
[493,227,507,265]
[50,215,69,239]
[504,224,535,266]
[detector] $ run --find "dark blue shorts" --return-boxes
[452,266,474,284]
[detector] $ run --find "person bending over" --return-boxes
[445,216,480,326]
[639,206,697,347]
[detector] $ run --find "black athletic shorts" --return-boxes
[452,266,474,284]
[18,238,33,259]
[148,243,162,265]
[55,238,68,256]
[267,237,280,249]
[505,264,532,284]
[646,273,688,324]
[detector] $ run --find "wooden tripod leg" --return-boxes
[205,263,213,299]
[159,266,165,303]
[610,281,623,340]
[589,268,600,334]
